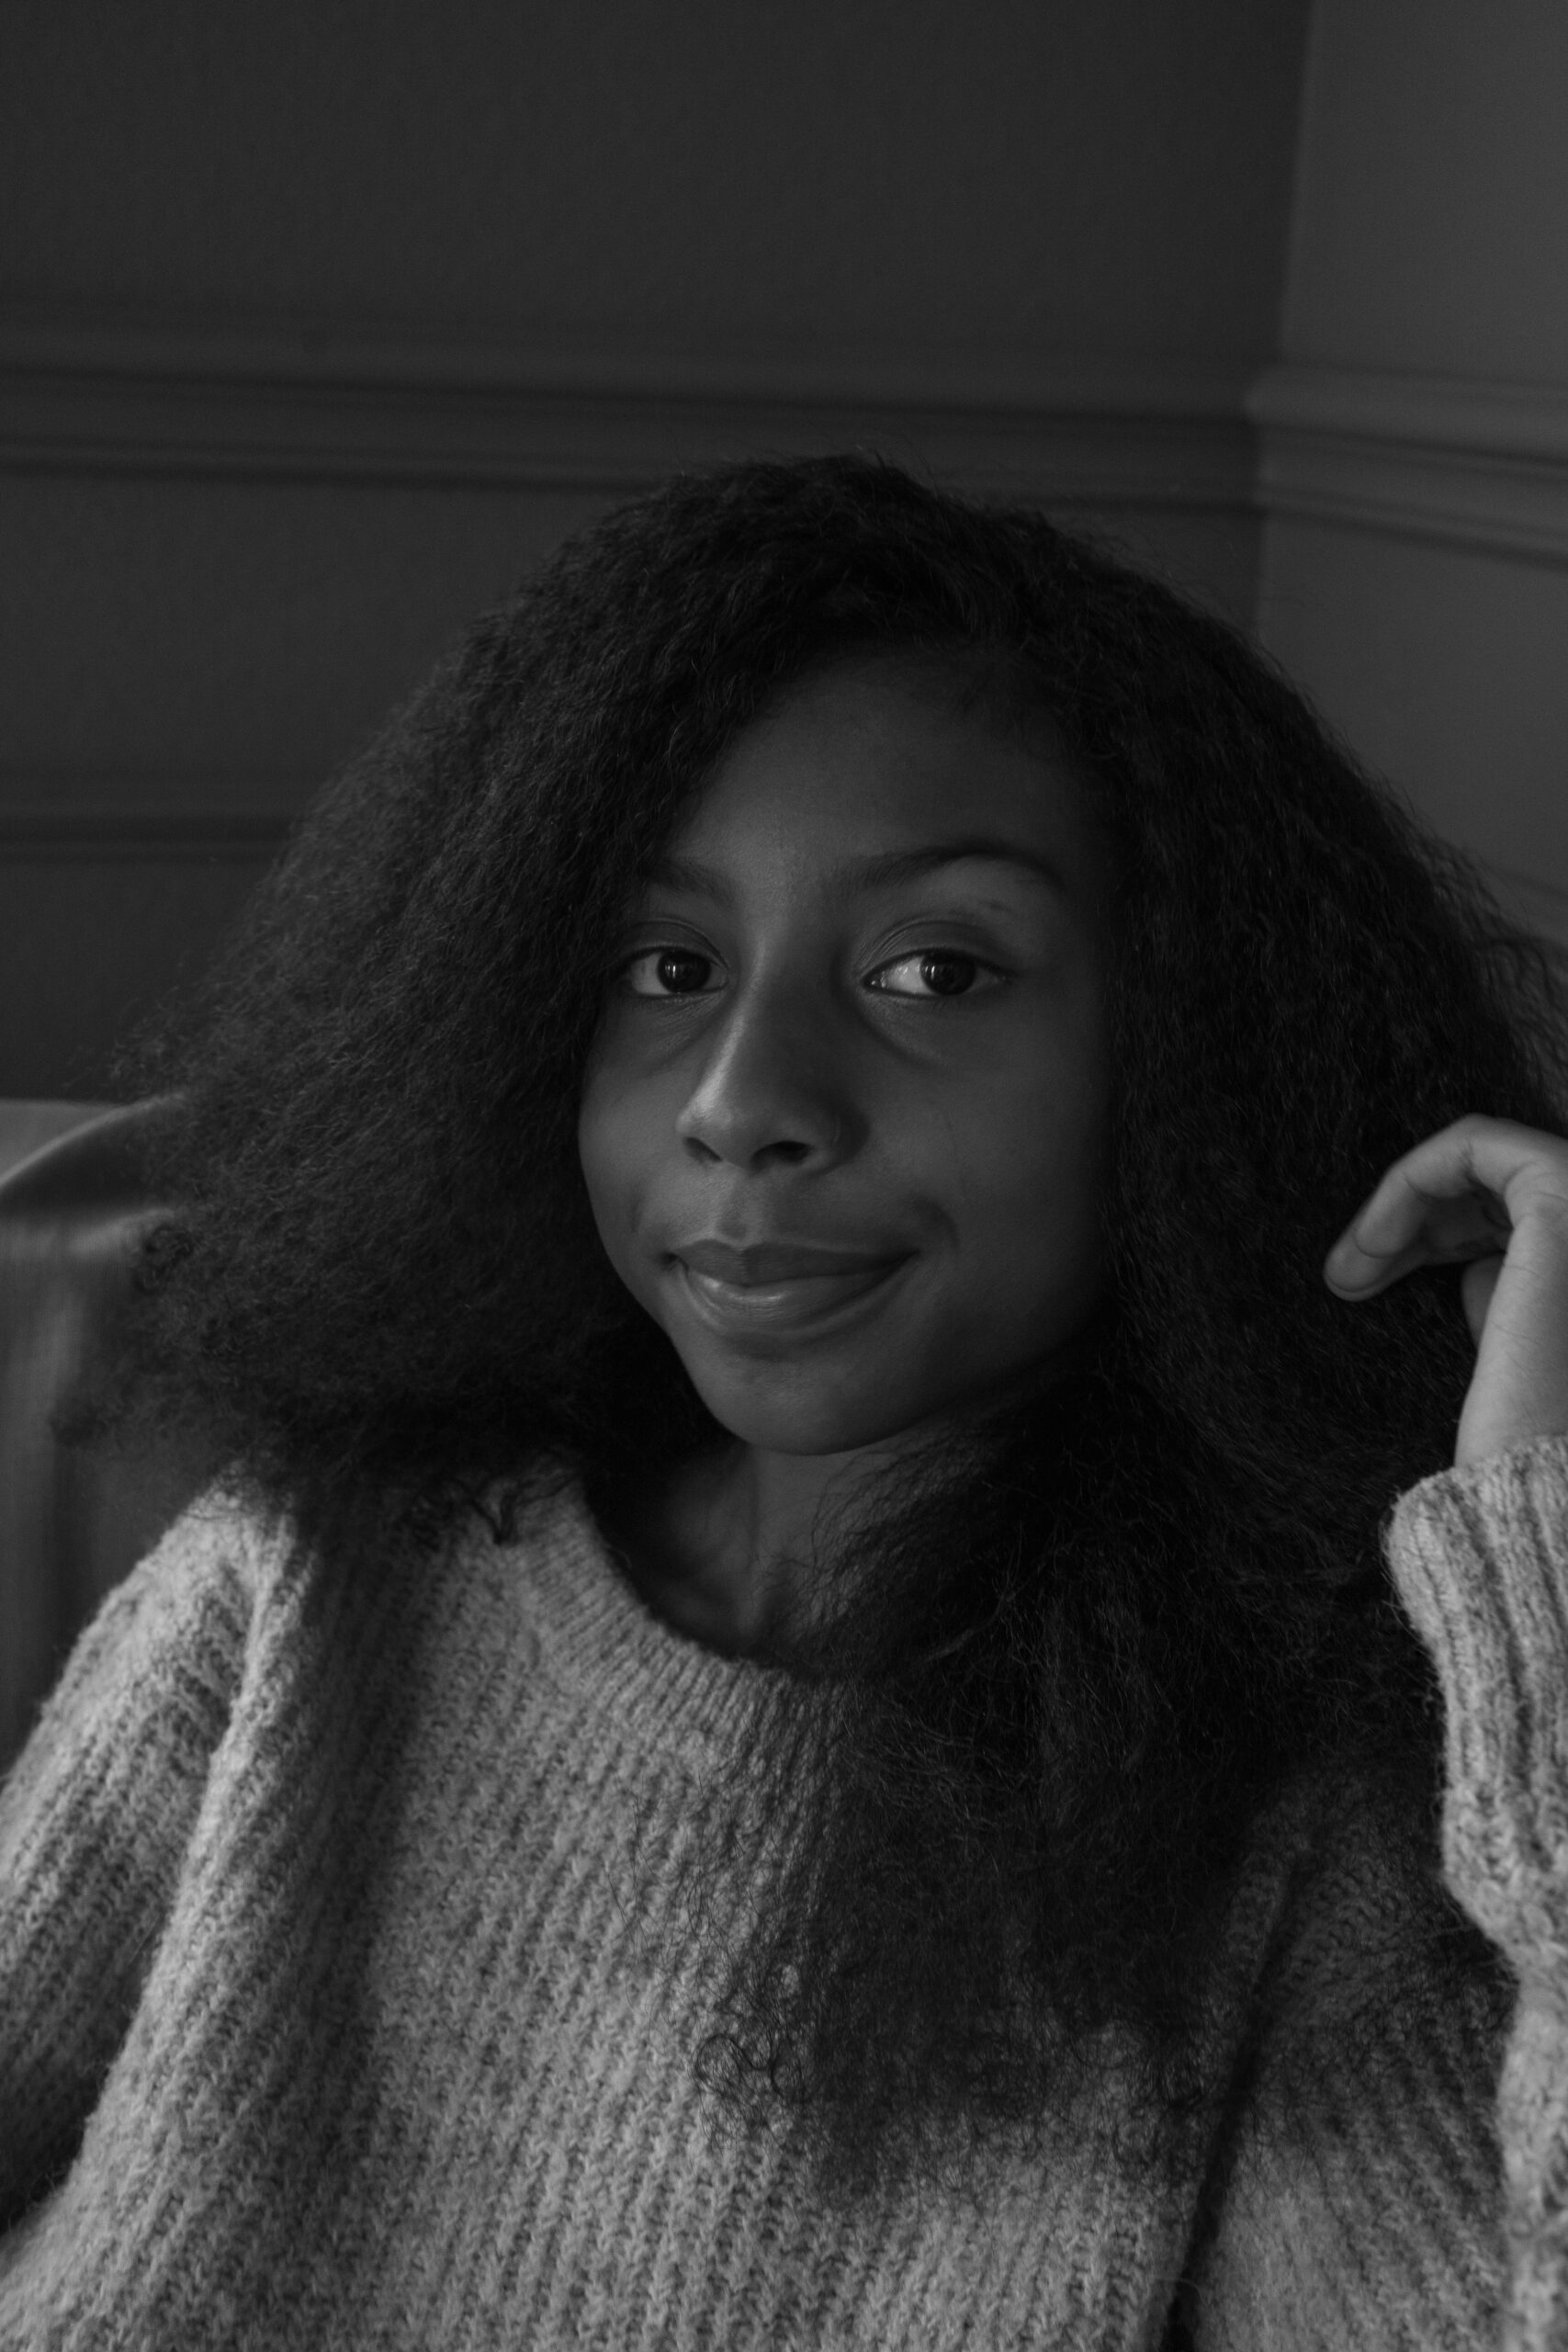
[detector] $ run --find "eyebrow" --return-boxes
[637,834,1070,905]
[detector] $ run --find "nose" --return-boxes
[674,978,855,1170]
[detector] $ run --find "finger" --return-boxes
[1325,1205,1505,1294]
[1461,1252,1506,1348]
[1325,1201,1504,1295]
[1352,1127,1519,1249]
[1325,1117,1551,1287]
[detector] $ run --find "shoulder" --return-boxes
[1245,1759,1510,2109]
[3,1482,286,1827]
[60,1480,276,1681]
[1182,1763,1511,2345]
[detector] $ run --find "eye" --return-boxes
[866,949,1001,1001]
[615,946,719,999]
[612,944,1004,1002]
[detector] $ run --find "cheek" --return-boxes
[576,1076,649,1265]
[575,1086,608,1217]
[949,1080,1108,1326]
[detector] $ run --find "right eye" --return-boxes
[615,946,719,1000]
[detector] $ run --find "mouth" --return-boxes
[670,1254,911,1340]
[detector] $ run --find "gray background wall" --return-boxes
[4,0,1565,1098]
[1255,0,1568,954]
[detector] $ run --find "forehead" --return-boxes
[653,664,1108,904]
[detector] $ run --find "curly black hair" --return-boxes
[111,452,1568,2203]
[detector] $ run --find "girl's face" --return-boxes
[578,662,1114,1462]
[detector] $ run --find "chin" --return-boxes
[679,1369,942,1460]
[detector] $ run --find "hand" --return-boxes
[1324,1114,1568,1471]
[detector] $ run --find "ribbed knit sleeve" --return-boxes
[1187,1432,1568,2351]
[0,1491,255,2222]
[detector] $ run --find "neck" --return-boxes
[594,1430,942,1660]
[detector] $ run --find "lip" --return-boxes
[674,1238,905,1285]
[671,1252,910,1340]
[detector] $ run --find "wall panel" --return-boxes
[1256,2,1568,967]
[0,329,1261,1098]
[0,0,1317,1098]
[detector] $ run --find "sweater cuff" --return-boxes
[1382,1433,1568,1967]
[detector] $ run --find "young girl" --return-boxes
[5,453,1568,2348]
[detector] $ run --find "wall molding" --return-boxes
[1250,364,1568,566]
[5,795,1565,963]
[0,314,1255,507]
[6,322,1563,553]
[6,330,1568,951]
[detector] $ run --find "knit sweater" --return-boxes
[3,1439,1568,2350]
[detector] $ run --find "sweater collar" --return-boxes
[504,1464,809,1777]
